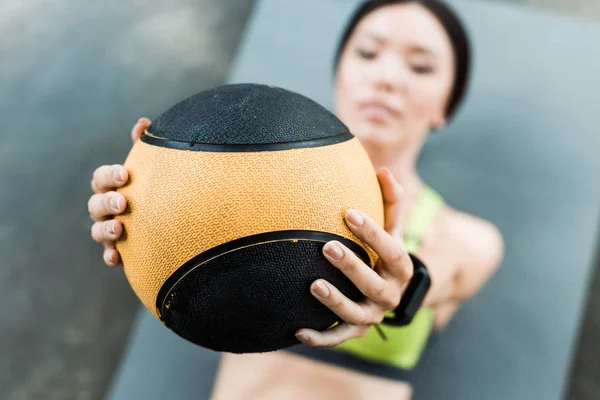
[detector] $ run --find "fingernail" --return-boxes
[107,221,116,235]
[110,197,121,212]
[113,168,124,184]
[312,281,330,299]
[295,332,309,342]
[324,242,343,260]
[346,209,365,227]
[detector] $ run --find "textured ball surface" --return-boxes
[146,83,348,145]
[116,83,384,353]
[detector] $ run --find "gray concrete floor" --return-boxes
[0,1,254,399]
[0,0,598,399]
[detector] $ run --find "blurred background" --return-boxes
[0,0,598,399]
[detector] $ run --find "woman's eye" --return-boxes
[411,64,434,74]
[356,48,377,60]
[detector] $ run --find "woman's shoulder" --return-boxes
[431,204,505,268]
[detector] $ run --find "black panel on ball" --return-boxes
[157,231,371,353]
[146,83,350,146]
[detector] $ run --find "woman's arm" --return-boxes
[419,209,505,309]
[295,172,504,347]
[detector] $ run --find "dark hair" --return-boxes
[334,0,472,121]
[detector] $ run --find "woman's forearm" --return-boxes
[416,222,504,309]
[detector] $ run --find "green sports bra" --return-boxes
[333,185,444,369]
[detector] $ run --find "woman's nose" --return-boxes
[373,55,407,93]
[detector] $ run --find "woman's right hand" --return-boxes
[88,117,151,267]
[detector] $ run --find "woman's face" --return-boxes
[334,3,455,152]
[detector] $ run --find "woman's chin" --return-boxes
[351,123,403,149]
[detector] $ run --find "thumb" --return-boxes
[131,117,152,143]
[377,167,406,243]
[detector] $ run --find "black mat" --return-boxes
[107,1,600,399]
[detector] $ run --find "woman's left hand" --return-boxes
[295,167,414,347]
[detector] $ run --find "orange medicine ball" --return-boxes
[116,84,384,353]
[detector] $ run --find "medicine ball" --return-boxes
[116,83,384,353]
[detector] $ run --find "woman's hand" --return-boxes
[295,167,413,347]
[88,117,151,266]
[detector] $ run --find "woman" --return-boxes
[88,0,504,398]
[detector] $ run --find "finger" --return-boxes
[345,209,412,282]
[91,220,123,243]
[377,167,405,241]
[322,241,397,308]
[88,192,126,221]
[91,165,128,194]
[310,279,386,325]
[295,322,369,347]
[103,246,122,267]
[131,117,151,143]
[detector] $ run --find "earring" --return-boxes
[432,119,447,133]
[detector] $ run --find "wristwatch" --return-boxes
[382,253,431,326]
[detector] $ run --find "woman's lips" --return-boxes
[358,101,400,123]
